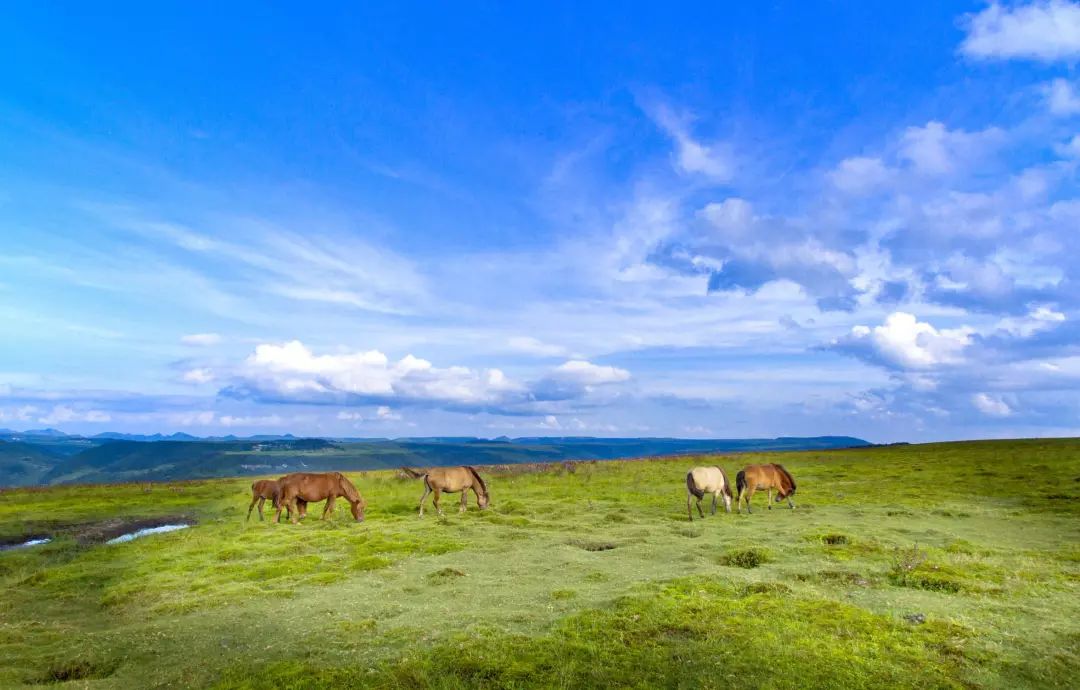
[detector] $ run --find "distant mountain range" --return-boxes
[0,429,871,488]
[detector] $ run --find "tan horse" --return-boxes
[685,466,733,520]
[246,479,307,521]
[274,472,366,524]
[417,466,489,517]
[735,463,797,513]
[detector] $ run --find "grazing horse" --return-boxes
[246,479,307,521]
[274,472,366,524]
[685,466,733,521]
[735,463,797,513]
[417,466,489,517]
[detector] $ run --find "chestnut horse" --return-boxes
[416,466,489,517]
[685,466,733,520]
[735,463,797,513]
[246,479,306,521]
[274,472,366,524]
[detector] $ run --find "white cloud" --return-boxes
[548,360,631,386]
[218,414,284,427]
[0,405,38,423]
[1054,133,1080,157]
[699,198,755,241]
[182,368,215,384]
[506,336,569,358]
[37,405,112,425]
[337,410,364,421]
[237,340,524,407]
[835,312,974,370]
[972,392,1013,417]
[651,105,733,181]
[1044,78,1080,115]
[829,156,893,195]
[961,1,1080,62]
[898,121,1004,175]
[376,406,402,421]
[181,333,222,346]
[996,305,1066,337]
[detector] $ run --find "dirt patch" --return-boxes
[568,539,617,552]
[0,535,51,551]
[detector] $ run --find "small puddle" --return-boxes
[106,524,191,544]
[0,537,52,552]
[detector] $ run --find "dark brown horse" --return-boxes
[735,463,797,513]
[274,472,366,524]
[247,479,307,521]
[416,466,489,517]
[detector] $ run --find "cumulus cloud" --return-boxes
[972,392,1013,417]
[37,405,112,425]
[1044,78,1080,115]
[898,121,1004,175]
[181,333,222,346]
[228,340,523,409]
[829,156,893,195]
[548,360,631,386]
[961,1,1080,62]
[830,312,974,370]
[220,341,631,415]
[182,368,215,384]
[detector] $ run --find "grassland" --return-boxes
[0,438,1077,688]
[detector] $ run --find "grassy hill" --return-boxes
[0,438,1076,688]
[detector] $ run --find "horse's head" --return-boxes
[350,496,367,522]
[478,491,490,510]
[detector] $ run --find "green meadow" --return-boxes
[0,438,1077,688]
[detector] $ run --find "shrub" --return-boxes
[718,547,770,569]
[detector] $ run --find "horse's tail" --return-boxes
[717,467,733,498]
[465,466,487,495]
[686,471,704,499]
[774,464,796,495]
[736,470,746,496]
[400,466,426,479]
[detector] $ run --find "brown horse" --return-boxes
[685,466,733,520]
[274,472,366,524]
[417,466,489,517]
[246,479,307,521]
[735,463,796,513]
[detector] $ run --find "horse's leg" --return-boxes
[711,492,718,515]
[432,488,443,516]
[460,490,468,513]
[788,494,796,510]
[247,495,258,521]
[288,497,301,524]
[323,496,336,520]
[722,491,732,514]
[298,499,308,519]
[274,496,285,524]
[258,497,267,521]
[687,492,694,521]
[767,487,773,510]
[745,486,755,514]
[418,482,431,517]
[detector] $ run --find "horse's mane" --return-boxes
[465,466,487,495]
[336,472,362,502]
[773,464,796,494]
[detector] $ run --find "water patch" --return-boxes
[0,537,51,552]
[106,523,190,544]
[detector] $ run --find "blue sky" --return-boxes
[1,1,1078,441]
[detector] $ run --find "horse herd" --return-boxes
[246,462,795,524]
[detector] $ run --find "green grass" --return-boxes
[0,438,1078,688]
